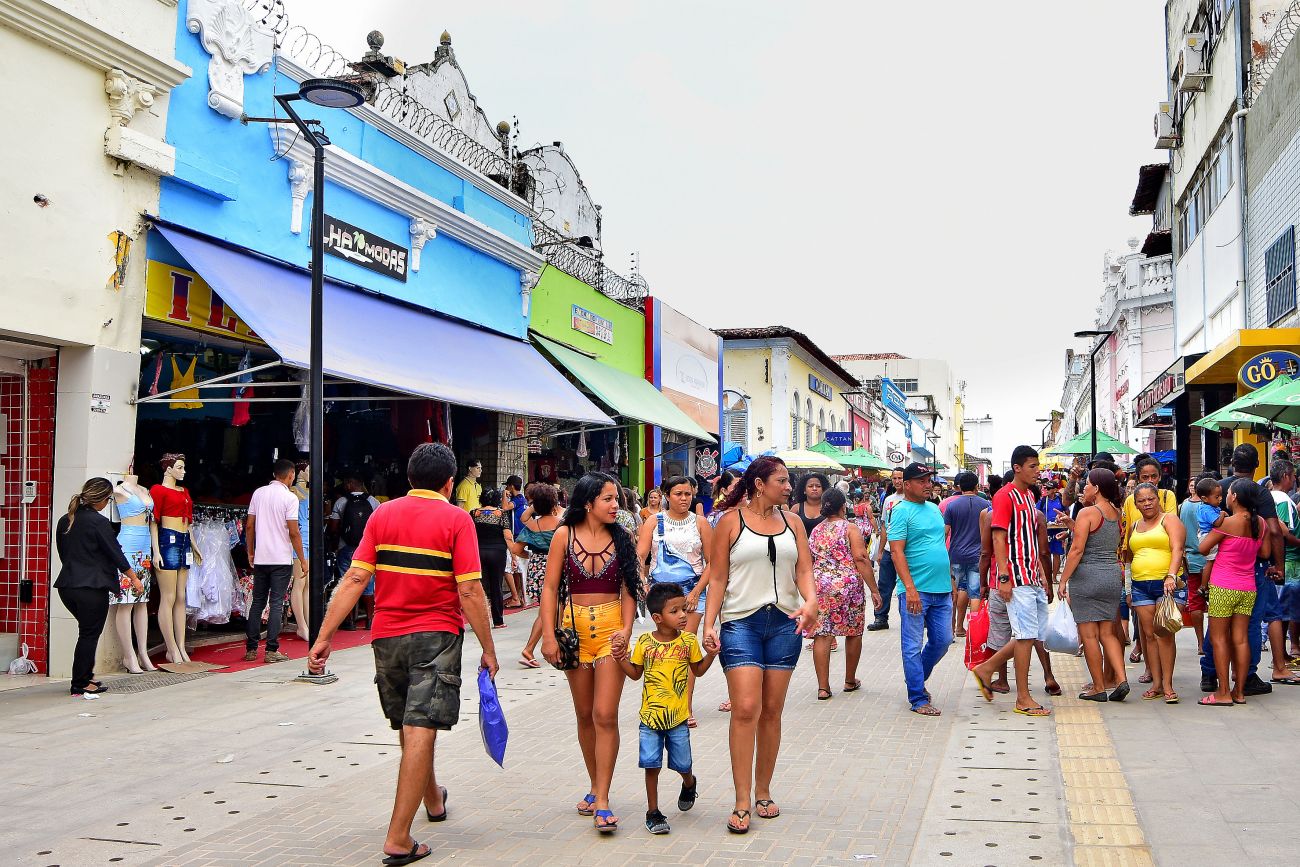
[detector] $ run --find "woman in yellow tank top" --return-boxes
[1125,483,1186,703]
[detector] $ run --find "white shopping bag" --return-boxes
[1043,601,1080,654]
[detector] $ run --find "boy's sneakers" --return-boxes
[645,810,670,835]
[678,776,698,812]
[265,651,291,664]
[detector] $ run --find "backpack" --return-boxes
[339,493,374,547]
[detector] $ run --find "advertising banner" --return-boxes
[145,261,262,344]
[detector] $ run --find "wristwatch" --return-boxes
[997,574,1011,584]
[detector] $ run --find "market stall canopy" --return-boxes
[153,225,612,424]
[773,448,846,473]
[533,335,714,441]
[810,441,890,471]
[1045,430,1138,456]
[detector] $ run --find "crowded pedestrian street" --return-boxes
[8,2,1300,866]
[3,608,1296,866]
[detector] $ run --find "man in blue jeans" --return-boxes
[944,472,989,637]
[869,466,906,631]
[1199,444,1279,696]
[890,463,953,716]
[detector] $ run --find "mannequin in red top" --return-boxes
[150,454,198,663]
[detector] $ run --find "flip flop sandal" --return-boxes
[990,682,1011,694]
[843,679,863,692]
[1165,693,1180,704]
[686,716,698,728]
[911,704,942,716]
[1129,649,1143,663]
[718,701,732,712]
[1198,695,1233,707]
[518,656,542,669]
[1013,705,1052,717]
[593,809,618,833]
[425,786,448,822]
[817,688,832,701]
[577,793,596,816]
[381,842,431,866]
[755,799,780,818]
[1270,676,1300,685]
[971,671,993,702]
[727,809,751,834]
[1045,683,1063,697]
[1142,689,1162,700]
[1139,673,1154,684]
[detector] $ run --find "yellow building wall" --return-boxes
[721,347,774,451]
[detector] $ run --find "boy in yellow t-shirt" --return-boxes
[611,582,718,835]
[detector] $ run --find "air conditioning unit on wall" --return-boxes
[1177,31,1210,92]
[1154,102,1179,149]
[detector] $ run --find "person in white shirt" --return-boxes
[245,459,306,663]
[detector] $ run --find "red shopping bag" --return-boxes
[964,604,992,670]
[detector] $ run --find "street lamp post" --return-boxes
[243,77,368,684]
[925,430,939,473]
[1073,330,1115,461]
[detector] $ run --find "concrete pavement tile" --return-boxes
[1072,845,1156,866]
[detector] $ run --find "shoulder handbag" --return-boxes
[652,513,698,585]
[552,544,580,671]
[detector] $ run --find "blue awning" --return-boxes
[153,225,612,424]
[912,443,934,459]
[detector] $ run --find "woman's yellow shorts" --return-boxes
[561,599,623,666]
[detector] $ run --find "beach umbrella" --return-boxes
[1045,430,1138,456]
[773,448,846,473]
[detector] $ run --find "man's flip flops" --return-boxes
[425,786,448,822]
[971,671,993,702]
[1013,705,1051,717]
[381,842,430,866]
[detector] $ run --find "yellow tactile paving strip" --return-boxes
[1051,654,1155,867]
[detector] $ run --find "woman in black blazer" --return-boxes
[55,478,143,697]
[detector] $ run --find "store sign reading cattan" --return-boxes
[319,214,408,281]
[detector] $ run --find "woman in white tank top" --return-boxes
[703,457,819,835]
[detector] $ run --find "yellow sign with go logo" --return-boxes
[1238,350,1300,390]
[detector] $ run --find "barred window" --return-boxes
[1266,226,1297,325]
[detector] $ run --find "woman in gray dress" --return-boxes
[1058,467,1129,702]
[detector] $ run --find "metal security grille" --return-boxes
[1266,226,1297,325]
[724,404,748,452]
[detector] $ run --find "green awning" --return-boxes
[534,335,714,441]
[810,441,891,470]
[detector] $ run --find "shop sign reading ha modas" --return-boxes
[317,214,409,282]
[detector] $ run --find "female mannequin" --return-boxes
[112,470,157,673]
[289,463,311,641]
[151,453,198,663]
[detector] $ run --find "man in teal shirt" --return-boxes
[888,463,952,716]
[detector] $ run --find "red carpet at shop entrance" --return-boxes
[177,628,374,674]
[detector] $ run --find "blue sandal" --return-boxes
[576,793,596,816]
[594,809,618,832]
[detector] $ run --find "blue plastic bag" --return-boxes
[478,667,508,767]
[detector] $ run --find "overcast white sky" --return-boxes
[295,0,1169,465]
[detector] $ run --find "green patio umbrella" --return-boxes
[1226,375,1300,427]
[1192,406,1296,432]
[810,441,892,471]
[1045,430,1137,456]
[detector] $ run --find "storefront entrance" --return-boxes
[0,340,57,672]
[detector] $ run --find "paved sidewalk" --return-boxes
[6,612,972,866]
[1094,625,1300,866]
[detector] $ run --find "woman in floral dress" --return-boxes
[809,489,882,700]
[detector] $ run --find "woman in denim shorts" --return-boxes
[703,457,820,835]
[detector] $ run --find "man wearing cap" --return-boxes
[888,463,953,716]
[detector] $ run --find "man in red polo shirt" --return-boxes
[310,443,498,865]
[972,445,1053,717]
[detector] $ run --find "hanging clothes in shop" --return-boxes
[188,517,240,624]
[148,353,164,396]
[292,369,310,452]
[169,357,203,409]
[576,428,588,458]
[231,350,253,427]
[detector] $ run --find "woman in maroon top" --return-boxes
[539,472,639,833]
